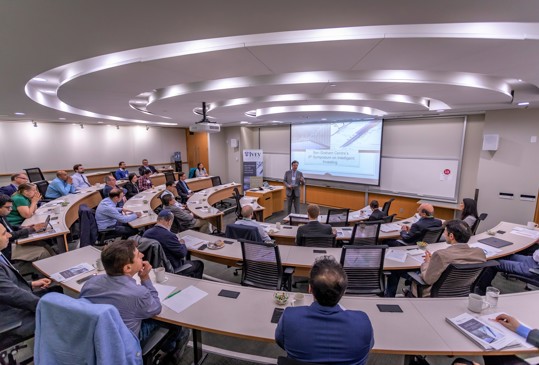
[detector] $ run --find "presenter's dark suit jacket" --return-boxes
[400,216,442,244]
[275,301,374,365]
[143,225,188,272]
[296,221,333,245]
[368,209,386,222]
[283,170,304,197]
[0,258,40,347]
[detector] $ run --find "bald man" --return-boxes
[399,203,442,245]
[234,205,270,241]
[45,170,76,199]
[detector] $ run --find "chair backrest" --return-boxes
[381,198,395,216]
[240,240,283,290]
[421,226,444,243]
[211,176,222,186]
[24,167,45,183]
[299,234,336,248]
[233,194,242,220]
[132,235,175,273]
[350,221,382,245]
[233,187,243,198]
[35,180,49,197]
[288,216,308,226]
[164,171,175,184]
[340,245,387,295]
[225,224,263,242]
[35,292,141,365]
[471,213,488,234]
[429,261,498,298]
[188,167,197,178]
[325,208,350,227]
[78,204,98,247]
[383,214,397,223]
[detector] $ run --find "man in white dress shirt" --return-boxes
[71,164,91,189]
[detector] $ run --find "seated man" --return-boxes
[103,175,127,207]
[137,170,153,192]
[0,194,53,262]
[161,182,182,207]
[295,204,333,244]
[95,189,140,238]
[275,256,374,364]
[143,211,204,278]
[394,203,442,246]
[45,170,76,199]
[367,200,386,221]
[115,161,129,180]
[161,194,210,233]
[80,240,169,345]
[0,223,53,348]
[0,172,28,196]
[175,172,192,204]
[138,159,157,176]
[234,205,270,242]
[475,248,539,295]
[71,164,91,189]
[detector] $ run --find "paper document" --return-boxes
[385,249,407,263]
[381,223,401,233]
[511,227,539,239]
[50,263,94,283]
[153,283,177,302]
[469,242,502,258]
[288,213,308,219]
[406,248,425,256]
[179,235,208,249]
[162,285,208,313]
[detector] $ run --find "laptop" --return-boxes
[478,237,513,249]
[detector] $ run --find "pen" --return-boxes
[164,289,181,300]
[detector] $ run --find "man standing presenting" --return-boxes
[283,160,304,214]
[71,164,91,190]
[45,170,76,199]
[276,256,374,364]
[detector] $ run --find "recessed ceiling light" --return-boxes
[58,117,66,120]
[72,123,77,125]
[518,79,523,82]
[14,112,25,115]
[517,102,529,106]
[329,84,336,87]
[321,118,327,121]
[33,77,47,82]
[240,121,249,124]
[436,109,445,112]
[97,121,104,124]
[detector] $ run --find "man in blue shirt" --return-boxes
[115,161,129,180]
[95,189,140,238]
[71,164,91,190]
[45,170,76,199]
[275,256,374,365]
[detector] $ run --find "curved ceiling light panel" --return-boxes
[25,22,539,124]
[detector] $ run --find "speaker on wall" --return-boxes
[482,134,499,151]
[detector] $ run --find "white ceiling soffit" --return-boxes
[25,22,539,126]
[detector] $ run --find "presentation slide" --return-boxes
[290,120,383,185]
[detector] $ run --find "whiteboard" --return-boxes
[377,158,459,200]
[263,153,290,180]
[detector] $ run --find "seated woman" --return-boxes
[195,162,208,177]
[124,173,140,200]
[7,183,41,226]
[459,198,479,229]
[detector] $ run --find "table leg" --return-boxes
[192,329,208,365]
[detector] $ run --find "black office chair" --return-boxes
[131,235,192,276]
[325,208,350,227]
[340,245,387,296]
[407,261,499,298]
[421,226,445,243]
[233,191,243,221]
[240,240,293,291]
[349,221,382,245]
[504,267,539,290]
[211,176,222,186]
[0,320,33,365]
[288,216,308,226]
[471,213,488,235]
[164,171,175,184]
[78,204,119,247]
[23,167,45,183]
[211,176,232,209]
[225,224,263,242]
[34,180,53,203]
[381,198,395,216]
[299,234,337,248]
[277,357,327,365]
[383,214,397,223]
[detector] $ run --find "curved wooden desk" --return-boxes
[186,221,539,277]
[33,247,539,361]
[19,185,104,251]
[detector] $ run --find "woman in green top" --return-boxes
[7,183,41,226]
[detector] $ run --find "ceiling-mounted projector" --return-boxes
[189,102,221,133]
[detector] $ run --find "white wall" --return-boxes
[0,121,187,183]
[477,109,539,229]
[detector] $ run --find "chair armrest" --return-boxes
[529,268,539,276]
[407,271,426,286]
[284,267,295,275]
[141,327,169,356]
[175,263,193,274]
[0,320,22,334]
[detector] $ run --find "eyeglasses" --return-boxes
[3,206,13,210]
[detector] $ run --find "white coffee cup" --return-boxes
[53,206,61,214]
[468,293,489,313]
[154,267,166,283]
[95,258,104,271]
[276,222,282,230]
[527,222,538,229]
[294,293,304,302]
